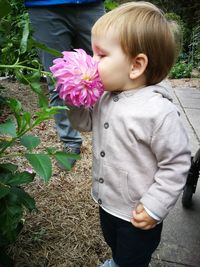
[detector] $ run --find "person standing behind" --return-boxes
[67,2,191,266]
[24,0,105,167]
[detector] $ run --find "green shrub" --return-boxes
[169,62,193,79]
[165,12,199,77]
[104,0,119,11]
[0,0,38,77]
[188,25,200,71]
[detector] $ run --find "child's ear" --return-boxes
[129,53,148,80]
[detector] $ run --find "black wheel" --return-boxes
[182,185,193,208]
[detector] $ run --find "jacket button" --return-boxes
[113,96,119,102]
[98,199,102,204]
[100,151,105,157]
[104,122,109,129]
[99,177,104,183]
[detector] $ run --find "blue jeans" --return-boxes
[99,207,163,267]
[28,2,105,148]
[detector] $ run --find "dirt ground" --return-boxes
[0,78,199,267]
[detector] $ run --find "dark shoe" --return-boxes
[57,146,81,170]
[65,146,81,164]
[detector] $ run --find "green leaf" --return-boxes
[0,249,15,267]
[0,194,23,243]
[33,106,68,126]
[55,151,81,160]
[0,0,11,18]
[7,98,23,133]
[0,120,16,137]
[2,171,35,186]
[53,151,81,170]
[15,71,42,90]
[54,153,72,170]
[28,70,41,83]
[32,40,62,57]
[7,98,22,114]
[23,112,31,127]
[46,147,56,155]
[0,141,10,151]
[17,111,32,134]
[0,163,18,173]
[20,15,30,54]
[29,81,43,94]
[38,93,48,108]
[36,106,69,119]
[25,153,52,182]
[0,183,11,199]
[11,187,36,211]
[20,135,40,151]
[15,70,29,85]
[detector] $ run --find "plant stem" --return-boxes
[0,124,35,155]
[0,64,51,77]
[1,152,24,158]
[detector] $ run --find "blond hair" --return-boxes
[92,1,181,85]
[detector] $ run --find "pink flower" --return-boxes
[25,167,33,174]
[50,49,104,107]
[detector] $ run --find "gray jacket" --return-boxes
[68,83,191,221]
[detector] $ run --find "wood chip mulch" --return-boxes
[0,80,110,267]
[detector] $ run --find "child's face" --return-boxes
[92,30,135,92]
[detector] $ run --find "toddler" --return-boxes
[68,2,191,266]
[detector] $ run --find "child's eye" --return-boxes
[93,54,106,62]
[98,52,107,58]
[92,45,107,59]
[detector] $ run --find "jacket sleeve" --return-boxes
[140,110,191,220]
[67,106,93,132]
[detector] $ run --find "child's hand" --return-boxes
[131,204,158,230]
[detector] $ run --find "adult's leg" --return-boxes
[28,6,82,148]
[73,2,105,55]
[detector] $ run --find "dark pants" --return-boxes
[99,207,163,267]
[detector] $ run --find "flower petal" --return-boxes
[50,49,104,107]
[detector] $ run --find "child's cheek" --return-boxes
[97,63,105,82]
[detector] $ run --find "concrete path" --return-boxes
[151,81,200,267]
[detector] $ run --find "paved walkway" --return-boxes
[151,80,200,267]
